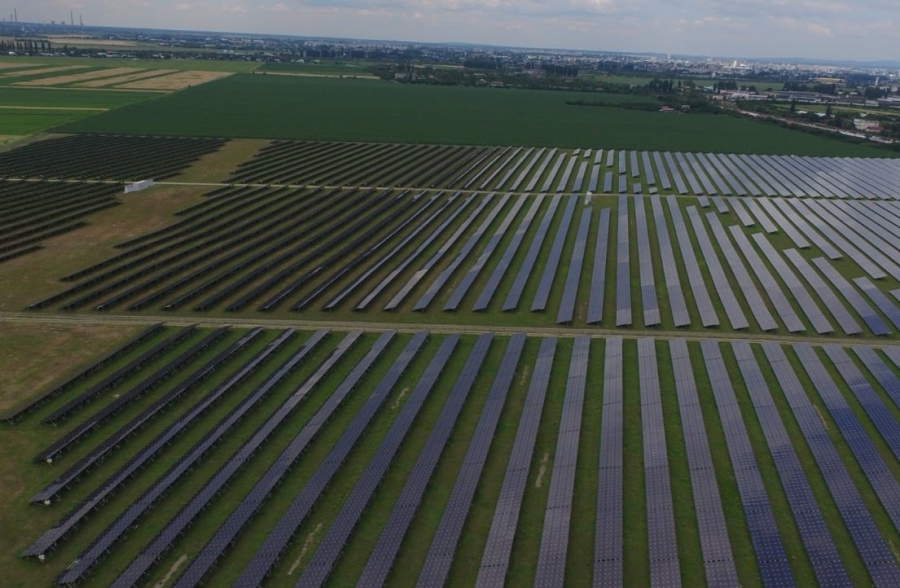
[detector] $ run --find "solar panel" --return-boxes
[782,249,861,335]
[586,208,612,325]
[557,208,592,323]
[663,152,688,195]
[534,336,590,587]
[649,196,689,327]
[51,329,328,581]
[812,257,890,336]
[653,152,672,191]
[503,194,563,311]
[494,147,533,190]
[634,194,660,326]
[705,213,777,331]
[125,331,362,587]
[556,155,578,192]
[666,198,719,328]
[445,194,527,310]
[524,148,558,192]
[541,153,568,193]
[854,277,900,330]
[762,342,900,587]
[415,192,512,310]
[615,195,632,326]
[637,338,682,588]
[751,233,832,334]
[478,338,557,588]
[729,227,804,332]
[573,161,589,193]
[297,335,461,588]
[479,147,522,190]
[642,152,657,186]
[510,148,546,191]
[670,340,738,586]
[474,194,544,311]
[233,332,430,587]
[727,341,843,588]
[417,334,526,588]
[532,195,578,311]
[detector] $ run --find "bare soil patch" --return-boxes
[15,67,141,87]
[118,71,232,91]
[77,69,176,88]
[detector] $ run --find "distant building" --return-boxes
[854,119,883,133]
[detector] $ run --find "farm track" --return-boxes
[0,310,891,348]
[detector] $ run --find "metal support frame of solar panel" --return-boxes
[115,330,363,588]
[233,332,429,588]
[41,325,198,425]
[35,327,230,464]
[728,341,846,588]
[666,198,720,328]
[634,194,661,326]
[812,257,890,336]
[473,194,544,311]
[414,192,512,311]
[386,193,494,311]
[356,194,471,310]
[750,233,832,334]
[703,213,777,331]
[593,337,624,588]
[43,329,322,577]
[797,343,900,514]
[326,192,457,310]
[556,207,591,324]
[532,194,578,312]
[533,335,590,587]
[477,337,557,588]
[615,195,632,327]
[669,340,739,586]
[728,226,804,332]
[32,328,266,504]
[780,249,861,336]
[821,345,900,465]
[503,194,563,311]
[804,199,900,280]
[586,208,612,325]
[638,338,682,587]
[416,334,526,588]
[359,334,492,588]
[760,342,900,588]
[294,335,460,588]
[524,148,558,192]
[687,206,750,330]
[445,194,527,311]
[541,153,568,193]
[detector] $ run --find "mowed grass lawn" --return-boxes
[59,74,892,156]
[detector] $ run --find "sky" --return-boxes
[11,0,900,62]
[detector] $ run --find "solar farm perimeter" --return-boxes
[5,127,900,588]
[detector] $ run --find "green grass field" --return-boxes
[57,74,893,156]
[0,86,160,109]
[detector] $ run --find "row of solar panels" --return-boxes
[228,140,900,200]
[18,329,900,587]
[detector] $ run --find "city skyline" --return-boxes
[7,1,900,63]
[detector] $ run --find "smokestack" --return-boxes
[71,12,74,26]
[80,15,83,27]
[14,9,17,22]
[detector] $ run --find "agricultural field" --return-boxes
[58,74,895,156]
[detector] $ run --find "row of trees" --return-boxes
[1,39,52,54]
